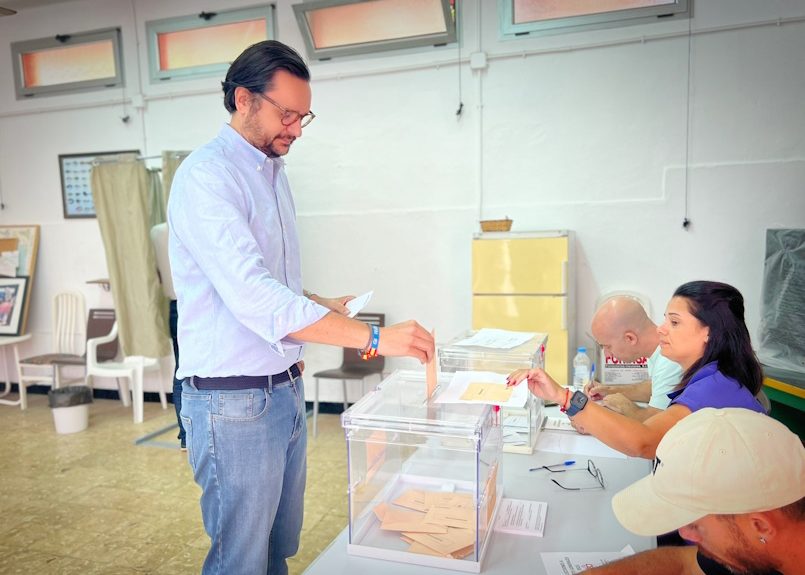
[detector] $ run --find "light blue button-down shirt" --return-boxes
[168,124,329,378]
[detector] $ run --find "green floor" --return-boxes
[0,394,347,574]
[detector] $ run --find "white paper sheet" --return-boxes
[346,290,373,318]
[503,414,530,430]
[503,429,527,445]
[494,498,548,537]
[541,545,635,574]
[452,328,536,349]
[435,371,528,408]
[0,250,19,277]
[542,415,576,432]
[535,430,628,459]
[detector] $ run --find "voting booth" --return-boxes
[341,370,503,572]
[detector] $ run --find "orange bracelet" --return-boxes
[560,388,571,413]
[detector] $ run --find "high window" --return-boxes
[499,0,690,37]
[293,0,456,61]
[146,5,274,83]
[11,28,123,99]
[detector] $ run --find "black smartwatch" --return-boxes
[564,391,589,417]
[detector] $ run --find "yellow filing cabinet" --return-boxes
[472,231,574,385]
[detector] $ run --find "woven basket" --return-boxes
[480,218,513,232]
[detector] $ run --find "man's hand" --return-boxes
[310,294,353,316]
[377,321,435,364]
[585,379,614,400]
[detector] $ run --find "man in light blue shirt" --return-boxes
[585,296,683,421]
[168,40,434,575]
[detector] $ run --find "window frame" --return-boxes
[498,0,690,38]
[292,0,457,61]
[145,4,275,84]
[11,28,124,100]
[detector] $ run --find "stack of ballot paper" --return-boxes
[373,489,477,559]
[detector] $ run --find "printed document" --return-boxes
[494,498,548,537]
[452,328,536,349]
[541,545,635,574]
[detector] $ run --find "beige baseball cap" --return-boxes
[612,407,805,536]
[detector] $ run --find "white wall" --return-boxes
[1,0,803,401]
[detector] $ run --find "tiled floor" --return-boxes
[0,393,348,574]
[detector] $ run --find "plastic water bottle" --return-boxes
[572,347,592,393]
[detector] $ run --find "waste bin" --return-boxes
[48,385,93,434]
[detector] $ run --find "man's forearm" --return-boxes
[583,546,702,575]
[618,380,652,402]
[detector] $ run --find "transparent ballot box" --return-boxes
[341,370,503,573]
[439,330,548,455]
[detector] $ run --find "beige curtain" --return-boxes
[91,160,171,358]
[161,150,190,213]
[148,168,165,228]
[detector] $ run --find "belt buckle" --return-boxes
[287,364,298,383]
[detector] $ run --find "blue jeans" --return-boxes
[181,376,307,575]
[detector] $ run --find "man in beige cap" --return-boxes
[586,296,682,421]
[585,408,804,575]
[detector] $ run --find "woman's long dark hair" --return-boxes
[674,281,763,394]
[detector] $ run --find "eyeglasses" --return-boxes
[257,92,315,128]
[550,459,605,491]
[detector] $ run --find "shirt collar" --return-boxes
[667,361,718,400]
[218,123,286,172]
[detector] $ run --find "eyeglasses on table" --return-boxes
[547,459,606,491]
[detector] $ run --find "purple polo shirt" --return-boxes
[668,361,765,413]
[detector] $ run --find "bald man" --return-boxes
[586,296,682,422]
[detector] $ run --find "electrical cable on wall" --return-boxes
[682,16,693,230]
[454,0,463,118]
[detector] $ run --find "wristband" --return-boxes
[559,388,571,413]
[359,324,380,360]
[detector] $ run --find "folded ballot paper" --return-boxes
[372,489,477,559]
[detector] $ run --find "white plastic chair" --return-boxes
[85,321,165,423]
[15,291,86,409]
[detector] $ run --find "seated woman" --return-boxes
[507,281,766,459]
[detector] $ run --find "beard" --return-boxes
[242,107,293,157]
[699,526,779,575]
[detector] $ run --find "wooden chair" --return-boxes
[311,312,385,437]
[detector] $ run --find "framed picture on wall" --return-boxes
[0,276,28,336]
[58,150,139,218]
[0,225,39,334]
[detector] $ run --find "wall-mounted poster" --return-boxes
[59,150,139,218]
[0,225,39,334]
[0,277,28,336]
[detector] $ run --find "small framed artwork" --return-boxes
[0,276,28,336]
[59,150,139,218]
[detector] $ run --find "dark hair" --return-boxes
[222,40,310,113]
[780,496,805,521]
[673,281,763,394]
